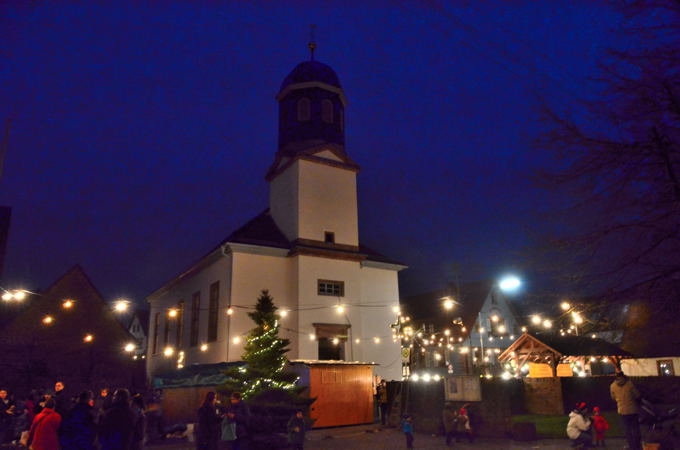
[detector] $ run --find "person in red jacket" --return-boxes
[28,398,61,450]
[592,406,610,447]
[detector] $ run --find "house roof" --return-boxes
[1,265,136,389]
[402,280,495,336]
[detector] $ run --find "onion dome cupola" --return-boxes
[275,57,347,153]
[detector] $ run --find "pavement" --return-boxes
[149,423,630,449]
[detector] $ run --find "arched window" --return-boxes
[297,97,311,121]
[322,99,334,123]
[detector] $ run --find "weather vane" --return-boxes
[308,24,317,61]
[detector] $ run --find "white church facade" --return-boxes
[146,52,405,382]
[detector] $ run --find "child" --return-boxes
[592,406,610,447]
[401,414,414,449]
[456,405,474,443]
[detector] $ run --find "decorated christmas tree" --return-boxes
[222,289,299,398]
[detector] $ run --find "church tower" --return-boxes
[267,45,360,249]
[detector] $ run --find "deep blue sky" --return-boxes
[0,2,623,304]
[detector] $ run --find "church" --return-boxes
[146,48,405,383]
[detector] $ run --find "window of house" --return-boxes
[208,281,219,342]
[318,279,344,297]
[152,312,160,355]
[297,98,311,121]
[175,300,184,349]
[322,99,333,123]
[190,292,200,347]
[657,359,675,376]
[324,231,335,243]
[163,314,170,346]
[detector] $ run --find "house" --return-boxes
[400,280,523,377]
[146,49,406,384]
[1,265,142,394]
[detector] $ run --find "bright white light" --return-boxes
[63,299,74,309]
[227,307,233,315]
[14,291,26,301]
[114,301,129,312]
[124,343,136,352]
[163,347,174,357]
[433,375,441,382]
[83,334,94,343]
[392,306,400,314]
[498,324,507,334]
[531,315,541,325]
[232,337,241,344]
[373,337,381,344]
[309,334,316,341]
[422,373,432,382]
[499,276,521,292]
[502,372,512,380]
[168,309,178,318]
[200,344,208,352]
[411,374,420,382]
[542,319,553,329]
[332,337,340,345]
[336,304,345,314]
[443,298,455,310]
[561,301,571,311]
[280,310,288,318]
[42,316,53,325]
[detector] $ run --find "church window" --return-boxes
[297,98,311,121]
[152,312,160,355]
[190,292,200,347]
[314,323,349,360]
[322,99,333,123]
[175,300,184,349]
[318,279,344,297]
[324,231,335,243]
[208,281,219,342]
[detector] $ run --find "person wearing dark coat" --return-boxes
[59,390,96,450]
[195,391,221,450]
[286,410,306,450]
[130,394,146,450]
[224,392,250,450]
[98,389,135,450]
[53,381,71,419]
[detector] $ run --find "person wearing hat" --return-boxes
[610,371,642,450]
[566,402,592,449]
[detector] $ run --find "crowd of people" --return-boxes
[0,382,155,450]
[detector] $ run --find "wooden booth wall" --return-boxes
[306,364,374,428]
[160,386,216,425]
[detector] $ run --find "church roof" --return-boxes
[223,209,290,249]
[279,60,342,91]
[224,210,404,266]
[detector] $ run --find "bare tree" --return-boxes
[536,0,680,334]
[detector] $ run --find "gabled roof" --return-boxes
[402,280,495,335]
[1,265,136,390]
[498,332,633,365]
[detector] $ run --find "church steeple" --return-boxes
[275,44,347,155]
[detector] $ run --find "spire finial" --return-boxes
[308,24,317,61]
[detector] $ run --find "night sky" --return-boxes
[0,2,624,305]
